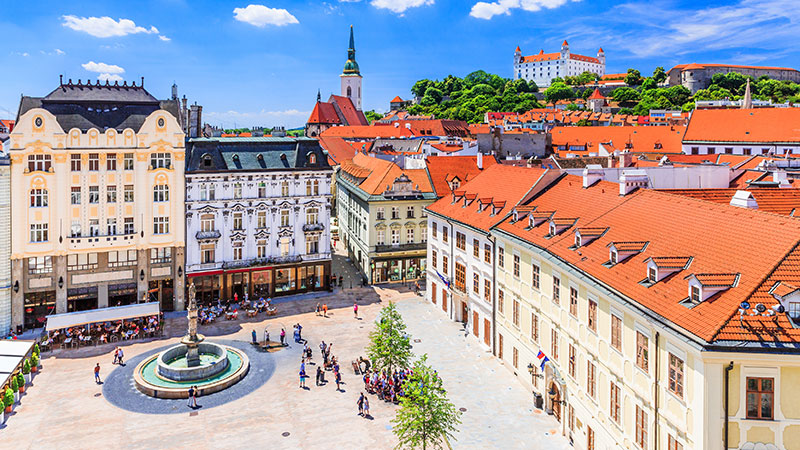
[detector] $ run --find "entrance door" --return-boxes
[461,302,468,324]
[551,383,562,422]
[484,319,491,346]
[472,311,479,337]
[442,289,447,312]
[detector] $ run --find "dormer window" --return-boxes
[690,286,700,303]
[202,154,212,167]
[610,249,618,264]
[308,153,317,164]
[549,223,557,236]
[648,267,657,283]
[575,234,581,248]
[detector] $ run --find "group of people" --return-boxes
[298,339,343,391]
[44,315,161,349]
[198,296,276,324]
[363,368,413,405]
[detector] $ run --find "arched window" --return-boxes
[233,183,242,199]
[308,153,317,164]
[202,154,213,168]
[347,86,352,97]
[30,188,48,207]
[153,185,169,202]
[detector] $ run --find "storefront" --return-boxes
[190,272,222,306]
[23,290,56,330]
[371,256,427,284]
[108,283,138,307]
[148,279,175,312]
[67,286,98,312]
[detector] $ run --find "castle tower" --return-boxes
[560,40,570,60]
[597,47,605,66]
[514,46,522,64]
[340,25,363,110]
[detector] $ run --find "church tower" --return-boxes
[340,25,363,110]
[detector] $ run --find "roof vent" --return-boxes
[619,169,649,196]
[730,190,758,209]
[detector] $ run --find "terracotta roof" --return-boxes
[587,88,606,100]
[684,108,800,144]
[321,125,415,139]
[308,101,341,125]
[551,126,686,155]
[317,136,357,165]
[426,164,550,233]
[425,155,497,198]
[493,175,800,344]
[661,188,800,217]
[329,95,368,126]
[521,52,560,63]
[390,96,404,103]
[562,40,568,46]
[340,152,433,196]
[648,256,693,269]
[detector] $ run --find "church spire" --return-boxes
[342,25,360,75]
[317,89,321,102]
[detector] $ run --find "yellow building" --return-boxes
[427,170,800,450]
[9,78,186,331]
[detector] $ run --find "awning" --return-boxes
[0,341,33,389]
[188,270,223,278]
[46,302,160,331]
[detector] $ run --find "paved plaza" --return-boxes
[3,254,569,449]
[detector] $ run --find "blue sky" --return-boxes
[1,0,799,128]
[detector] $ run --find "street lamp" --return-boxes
[58,276,64,289]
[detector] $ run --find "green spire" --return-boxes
[343,25,360,75]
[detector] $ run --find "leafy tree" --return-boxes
[527,79,539,93]
[424,87,444,104]
[544,82,575,103]
[391,354,462,450]
[366,302,412,375]
[469,84,496,96]
[464,70,491,88]
[612,86,640,103]
[617,107,634,115]
[711,72,748,94]
[577,71,600,85]
[550,77,564,85]
[624,69,643,86]
[641,78,657,91]
[576,118,591,126]
[411,80,434,98]
[652,66,667,84]
[364,110,383,123]
[3,388,12,409]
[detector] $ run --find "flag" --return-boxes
[436,270,450,288]
[536,350,549,371]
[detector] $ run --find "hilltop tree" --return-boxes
[624,69,644,86]
[652,66,667,84]
[411,79,434,98]
[544,82,575,103]
[366,302,412,375]
[611,86,640,103]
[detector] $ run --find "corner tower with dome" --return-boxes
[340,25,362,110]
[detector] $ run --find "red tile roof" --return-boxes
[661,188,800,217]
[684,108,800,143]
[340,152,433,196]
[425,155,498,198]
[670,63,799,73]
[551,126,686,155]
[390,96,404,103]
[329,95,368,126]
[587,88,606,100]
[317,136,357,165]
[321,125,415,139]
[493,175,800,344]
[308,101,341,125]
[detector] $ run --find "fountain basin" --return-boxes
[157,342,228,382]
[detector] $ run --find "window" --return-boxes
[707,147,716,154]
[569,287,578,316]
[610,382,621,423]
[587,427,595,450]
[636,331,649,372]
[513,254,520,277]
[551,329,559,361]
[498,333,503,360]
[152,185,169,202]
[532,263,540,289]
[200,214,215,232]
[789,302,800,320]
[124,153,134,170]
[124,185,134,202]
[89,219,99,236]
[668,354,684,398]
[743,148,752,156]
[107,218,117,235]
[432,222,437,238]
[313,179,319,195]
[552,276,560,304]
[88,186,99,204]
[484,279,491,302]
[455,263,466,292]
[498,289,504,314]
[610,250,618,264]
[67,253,98,270]
[306,207,319,225]
[391,206,400,219]
[71,154,81,171]
[150,152,171,169]
[107,186,117,203]
[377,229,385,245]
[281,181,289,196]
[108,250,136,268]
[588,299,597,332]
[200,184,215,201]
[432,285,437,304]
[280,210,289,227]
[484,244,491,263]
[746,377,774,420]
[124,217,134,235]
[233,242,243,260]
[255,211,266,229]
[456,232,466,250]
[30,223,48,242]
[88,153,99,171]
[258,182,267,198]
[568,344,576,378]
[442,255,448,275]
[406,228,414,242]
[257,240,267,258]
[498,247,504,268]
[587,360,596,398]
[668,435,683,450]
[106,153,117,170]
[391,229,400,245]
[376,207,385,220]
[233,183,242,199]
[431,249,437,270]
[30,189,48,207]
[513,299,520,327]
[233,212,243,230]
[153,217,169,234]
[611,315,622,351]
[442,226,448,243]
[648,267,657,283]
[28,154,52,172]
[568,404,575,433]
[531,312,539,342]
[512,347,519,369]
[151,248,172,264]
[306,180,313,196]
[691,286,700,303]
[635,406,648,449]
[69,186,81,205]
[306,234,319,254]
[406,206,415,218]
[421,226,427,242]
[28,256,52,275]
[280,237,290,257]
[201,243,215,263]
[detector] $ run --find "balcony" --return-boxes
[196,230,222,240]
[302,223,325,232]
[374,242,427,253]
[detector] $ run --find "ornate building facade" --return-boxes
[9,78,186,331]
[184,137,332,303]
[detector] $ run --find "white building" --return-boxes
[514,41,605,88]
[0,152,9,335]
[184,137,333,303]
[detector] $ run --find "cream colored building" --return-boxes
[426,169,800,450]
[9,79,185,331]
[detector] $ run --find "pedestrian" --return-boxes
[316,366,323,386]
[335,370,342,391]
[299,362,307,388]
[112,347,119,365]
[297,323,303,342]
[315,302,321,316]
[117,347,124,365]
[363,395,370,417]
[94,363,101,384]
[338,275,343,287]
[264,328,270,346]
[323,303,328,317]
[319,341,326,358]
[357,392,365,416]
[251,329,257,344]
[353,302,358,319]
[187,386,195,408]
[280,328,286,346]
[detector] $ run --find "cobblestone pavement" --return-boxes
[3,258,570,449]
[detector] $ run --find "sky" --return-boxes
[1,0,799,128]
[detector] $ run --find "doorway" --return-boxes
[472,311,479,337]
[550,382,562,422]
[483,319,491,346]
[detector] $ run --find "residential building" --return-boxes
[667,63,800,93]
[551,125,687,158]
[0,151,9,335]
[184,137,332,303]
[683,108,800,156]
[9,78,186,331]
[514,41,605,88]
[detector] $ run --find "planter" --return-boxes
[18,386,24,394]
[3,405,10,414]
[13,392,19,403]
[24,373,31,384]
[31,366,38,373]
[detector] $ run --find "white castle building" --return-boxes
[514,40,605,88]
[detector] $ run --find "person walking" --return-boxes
[357,392,365,416]
[299,362,307,388]
[363,395,370,418]
[296,323,303,342]
[187,386,195,408]
[264,328,270,346]
[316,366,323,386]
[94,363,101,384]
[117,347,124,365]
[112,347,119,365]
[322,303,328,318]
[335,369,342,391]
[353,302,358,319]
[280,328,286,346]
[251,329,258,345]
[319,341,327,358]
[315,302,321,316]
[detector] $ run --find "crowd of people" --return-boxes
[362,368,413,405]
[43,315,161,350]
[199,296,275,324]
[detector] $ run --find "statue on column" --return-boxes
[187,282,198,341]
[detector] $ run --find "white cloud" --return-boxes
[62,15,162,38]
[233,4,299,27]
[158,35,171,41]
[205,109,310,128]
[371,0,434,14]
[98,73,124,82]
[81,61,125,74]
[55,48,65,55]
[470,0,573,20]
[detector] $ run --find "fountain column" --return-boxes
[181,283,205,367]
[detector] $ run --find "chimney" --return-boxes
[619,170,649,196]
[730,190,758,209]
[477,152,483,169]
[582,164,604,188]
[619,151,634,168]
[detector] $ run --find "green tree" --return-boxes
[711,72,748,94]
[424,87,444,104]
[544,82,575,103]
[464,70,491,88]
[411,80,434,98]
[364,110,383,123]
[391,354,462,450]
[612,86,640,103]
[652,66,667,84]
[624,69,643,86]
[641,78,657,91]
[366,302,412,374]
[527,79,539,93]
